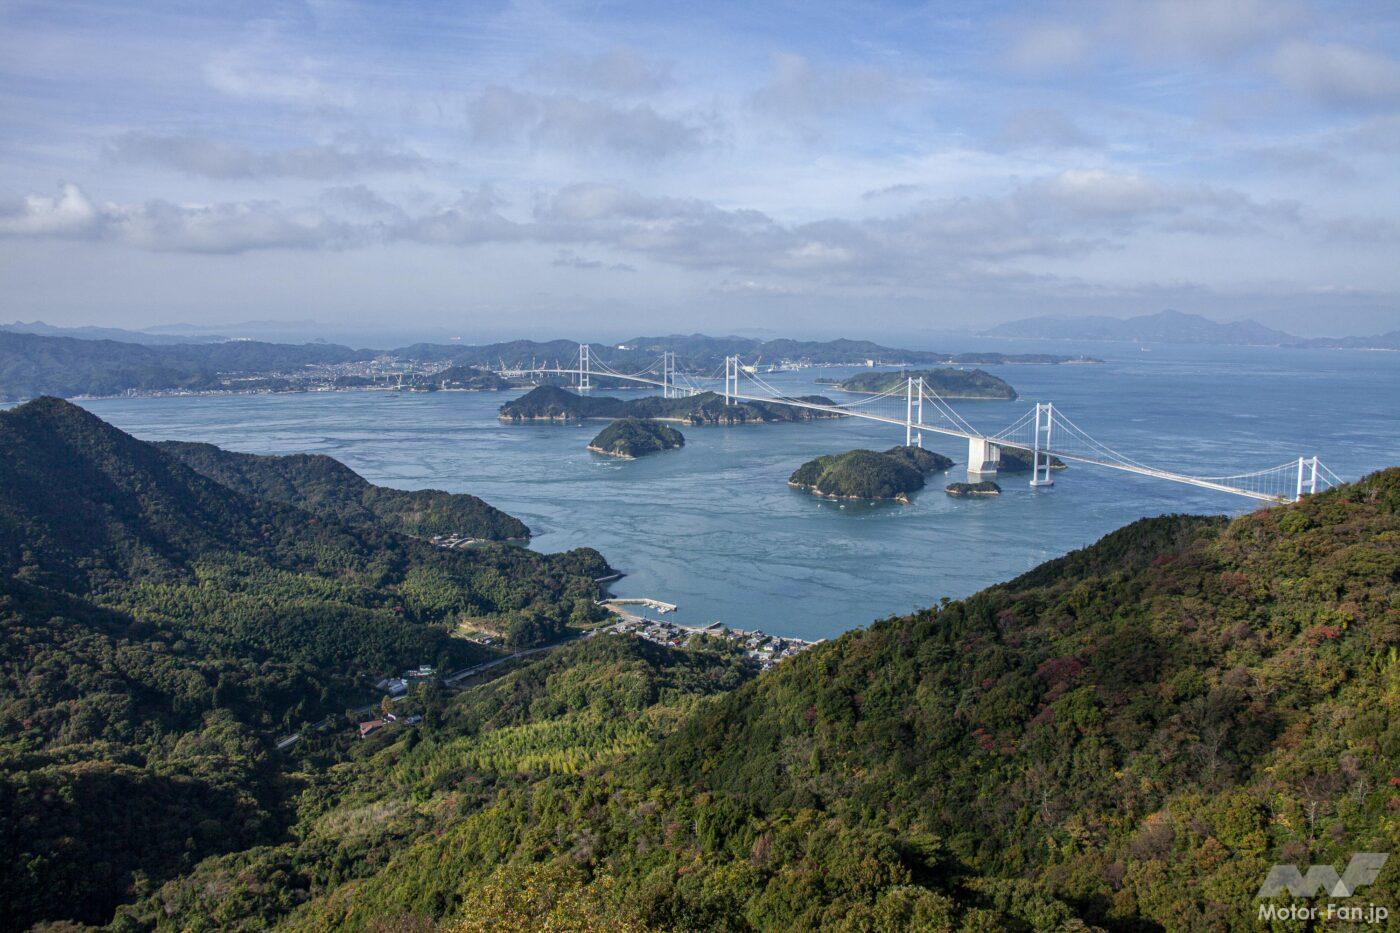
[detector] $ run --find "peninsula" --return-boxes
[820,367,1017,399]
[788,445,954,503]
[587,418,685,459]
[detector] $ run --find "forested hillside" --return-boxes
[0,399,607,928]
[72,459,1397,929]
[156,441,529,541]
[0,332,368,400]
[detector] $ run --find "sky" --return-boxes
[2,0,1400,341]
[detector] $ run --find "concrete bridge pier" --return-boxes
[967,437,1001,475]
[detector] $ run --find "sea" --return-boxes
[78,340,1400,642]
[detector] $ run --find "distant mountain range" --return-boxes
[984,309,1400,349]
[0,330,1093,401]
[1,320,232,345]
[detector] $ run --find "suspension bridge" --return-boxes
[496,346,1343,503]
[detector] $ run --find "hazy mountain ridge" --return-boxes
[0,331,373,400]
[1,320,232,344]
[986,309,1400,348]
[0,329,1096,402]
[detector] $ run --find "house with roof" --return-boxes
[358,719,385,738]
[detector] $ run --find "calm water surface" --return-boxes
[80,341,1400,641]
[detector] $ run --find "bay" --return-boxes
[79,340,1400,641]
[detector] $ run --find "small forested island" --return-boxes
[587,418,685,458]
[426,366,513,391]
[788,445,954,503]
[998,448,1067,472]
[823,367,1018,399]
[499,385,845,426]
[946,480,1002,497]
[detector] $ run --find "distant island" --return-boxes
[984,309,1400,350]
[788,446,954,503]
[499,385,844,426]
[819,367,1018,400]
[946,480,1001,497]
[587,418,685,459]
[425,366,513,391]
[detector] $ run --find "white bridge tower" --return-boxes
[905,376,924,447]
[1030,402,1055,487]
[577,343,591,392]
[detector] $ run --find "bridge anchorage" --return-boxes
[495,345,1343,504]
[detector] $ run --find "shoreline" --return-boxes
[787,480,915,504]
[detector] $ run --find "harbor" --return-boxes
[599,596,818,669]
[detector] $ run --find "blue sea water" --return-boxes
[79,341,1399,641]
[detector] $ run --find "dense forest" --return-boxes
[789,445,955,501]
[2,396,1396,930]
[78,467,1399,931]
[587,418,685,458]
[155,441,529,541]
[0,398,608,927]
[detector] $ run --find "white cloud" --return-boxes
[112,201,353,253]
[1005,23,1089,73]
[1031,170,1167,217]
[0,171,1390,291]
[467,86,703,159]
[398,187,526,245]
[993,108,1100,151]
[750,52,904,120]
[534,49,673,96]
[1271,40,1400,107]
[0,183,354,253]
[538,184,701,223]
[861,183,925,201]
[203,42,348,109]
[1114,0,1301,60]
[107,134,430,179]
[0,184,101,237]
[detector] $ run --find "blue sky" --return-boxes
[2,0,1399,339]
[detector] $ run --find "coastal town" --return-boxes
[283,596,818,749]
[598,598,818,670]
